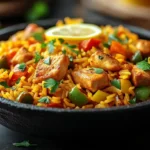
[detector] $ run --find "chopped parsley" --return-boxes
[136,59,150,71]
[16,78,21,84]
[103,43,110,48]
[69,56,73,62]
[98,55,104,60]
[122,36,129,44]
[41,42,47,48]
[38,96,50,103]
[71,49,80,55]
[93,68,104,74]
[13,140,37,147]
[62,49,66,54]
[58,38,64,44]
[65,43,77,49]
[129,97,136,104]
[34,52,43,63]
[109,33,122,44]
[0,81,10,88]
[105,29,129,47]
[48,39,56,53]
[44,78,60,93]
[32,32,44,43]
[44,57,51,65]
[64,43,79,55]
[111,79,121,89]
[18,63,26,71]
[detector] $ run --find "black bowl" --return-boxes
[0,18,150,137]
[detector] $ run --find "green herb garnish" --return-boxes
[16,78,21,84]
[34,52,43,63]
[109,34,122,43]
[122,36,129,44]
[44,78,60,93]
[136,59,150,71]
[48,39,56,53]
[65,43,77,49]
[18,63,26,71]
[44,57,51,65]
[62,49,66,54]
[38,96,50,103]
[13,140,37,147]
[69,56,73,62]
[105,29,129,46]
[0,81,10,88]
[64,43,79,55]
[41,42,47,48]
[58,38,64,44]
[98,55,104,60]
[103,43,110,48]
[129,97,136,104]
[32,32,44,43]
[72,49,80,55]
[93,68,104,74]
[111,79,121,89]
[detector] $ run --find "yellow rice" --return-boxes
[0,17,144,109]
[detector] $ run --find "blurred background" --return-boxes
[0,0,150,29]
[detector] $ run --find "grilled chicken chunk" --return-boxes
[34,54,69,83]
[89,51,121,71]
[136,40,150,57]
[11,24,44,41]
[72,68,109,92]
[11,47,33,65]
[132,66,150,86]
[24,23,44,40]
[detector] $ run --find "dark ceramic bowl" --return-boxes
[0,18,150,137]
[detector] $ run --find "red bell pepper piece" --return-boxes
[9,71,28,86]
[47,103,63,108]
[79,38,101,51]
[110,41,126,56]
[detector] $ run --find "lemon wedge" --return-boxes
[45,23,102,41]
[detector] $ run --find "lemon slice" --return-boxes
[45,23,102,41]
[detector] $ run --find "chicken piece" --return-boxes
[10,24,44,41]
[132,66,150,87]
[11,47,33,65]
[24,23,44,40]
[72,68,109,92]
[136,40,150,57]
[89,51,121,71]
[121,62,133,71]
[34,54,69,83]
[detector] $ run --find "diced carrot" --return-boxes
[110,41,127,56]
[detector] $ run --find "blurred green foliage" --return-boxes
[25,1,49,22]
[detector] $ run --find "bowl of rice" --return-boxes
[0,17,150,137]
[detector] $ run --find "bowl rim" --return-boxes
[0,18,150,113]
